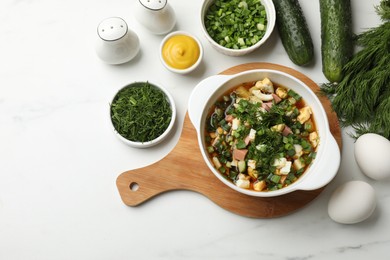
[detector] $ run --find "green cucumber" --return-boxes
[273,0,314,66]
[320,0,353,82]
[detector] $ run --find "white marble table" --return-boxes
[1,0,388,259]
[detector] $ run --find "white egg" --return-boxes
[354,133,390,180]
[328,181,376,224]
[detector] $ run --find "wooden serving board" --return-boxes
[116,62,342,218]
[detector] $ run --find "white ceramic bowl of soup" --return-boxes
[188,69,340,197]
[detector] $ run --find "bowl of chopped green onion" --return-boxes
[201,0,276,56]
[110,81,176,148]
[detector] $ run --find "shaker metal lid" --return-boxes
[139,0,167,11]
[97,17,128,41]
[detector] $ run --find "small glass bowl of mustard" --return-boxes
[159,31,203,74]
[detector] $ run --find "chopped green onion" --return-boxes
[270,174,281,184]
[257,23,265,30]
[287,89,302,101]
[238,161,246,172]
[229,170,239,180]
[204,0,268,49]
[236,139,247,149]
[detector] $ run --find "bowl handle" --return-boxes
[188,74,231,130]
[298,132,341,191]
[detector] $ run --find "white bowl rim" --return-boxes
[159,30,204,74]
[110,81,176,148]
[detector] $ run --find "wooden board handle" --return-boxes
[116,163,179,206]
[116,122,210,206]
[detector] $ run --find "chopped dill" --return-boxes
[320,0,390,140]
[110,82,172,143]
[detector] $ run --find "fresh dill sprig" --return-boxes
[349,122,371,140]
[319,82,337,97]
[320,0,390,140]
[376,0,390,20]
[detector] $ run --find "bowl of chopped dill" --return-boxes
[110,81,176,148]
[200,0,276,56]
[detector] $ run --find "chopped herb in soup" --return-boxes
[205,78,319,191]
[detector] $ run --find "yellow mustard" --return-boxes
[162,35,200,70]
